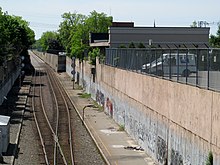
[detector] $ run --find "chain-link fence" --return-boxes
[105,48,220,91]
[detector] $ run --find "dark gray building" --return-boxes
[90,22,210,48]
[109,26,210,48]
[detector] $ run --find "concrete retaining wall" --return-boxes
[72,58,220,165]
[33,51,66,72]
[0,69,20,105]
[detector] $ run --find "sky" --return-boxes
[1,0,220,39]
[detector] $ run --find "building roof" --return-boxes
[0,115,10,125]
[89,22,210,48]
[108,26,210,48]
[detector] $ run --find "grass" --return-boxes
[92,101,104,111]
[77,92,104,111]
[79,93,91,99]
[118,125,125,131]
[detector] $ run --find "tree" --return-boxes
[39,31,63,54]
[0,8,35,64]
[129,42,136,48]
[85,10,113,33]
[88,48,100,65]
[59,12,87,55]
[190,21,197,27]
[58,10,112,59]
[209,24,220,48]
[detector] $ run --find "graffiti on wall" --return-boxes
[112,101,125,125]
[171,149,183,165]
[82,79,87,88]
[137,121,145,141]
[125,112,157,155]
[147,120,157,154]
[156,136,167,164]
[184,155,191,165]
[106,97,113,117]
[96,90,105,107]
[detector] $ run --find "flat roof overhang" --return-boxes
[90,42,110,47]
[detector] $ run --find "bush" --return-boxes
[128,42,135,48]
[88,48,101,65]
[138,42,146,48]
[206,151,213,165]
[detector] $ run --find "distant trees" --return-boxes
[36,10,112,60]
[190,20,220,48]
[38,31,64,54]
[59,10,112,59]
[210,24,220,48]
[190,21,198,27]
[0,8,35,64]
[88,48,102,65]
[58,12,87,58]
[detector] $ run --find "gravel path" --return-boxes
[14,84,44,165]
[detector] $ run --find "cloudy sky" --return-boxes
[1,0,219,39]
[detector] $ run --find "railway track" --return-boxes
[30,52,106,165]
[32,67,74,164]
[32,70,54,164]
[46,67,74,165]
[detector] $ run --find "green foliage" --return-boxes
[85,10,113,33]
[206,151,213,165]
[0,8,35,64]
[32,39,42,51]
[58,10,112,58]
[59,12,87,57]
[209,24,220,48]
[128,42,135,48]
[92,101,104,111]
[37,10,112,58]
[79,93,91,99]
[118,125,125,131]
[210,34,220,48]
[138,42,146,48]
[88,48,101,65]
[119,44,126,48]
[190,20,198,27]
[39,31,63,54]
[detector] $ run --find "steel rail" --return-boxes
[46,67,74,165]
[32,70,50,165]
[45,69,68,165]
[39,70,59,165]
